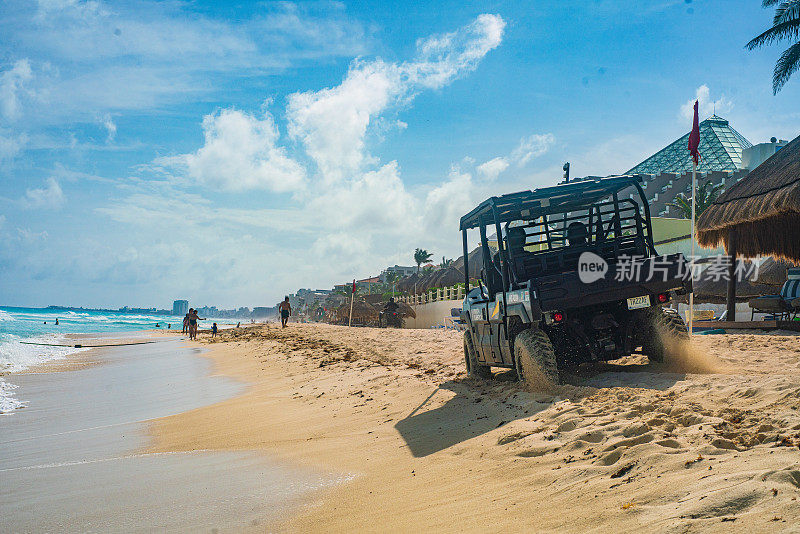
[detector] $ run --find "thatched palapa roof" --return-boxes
[697,133,800,260]
[692,259,779,303]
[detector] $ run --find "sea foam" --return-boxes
[0,333,89,413]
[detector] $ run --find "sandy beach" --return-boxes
[148,323,800,532]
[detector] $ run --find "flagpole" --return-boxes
[689,159,696,337]
[687,99,700,338]
[348,279,355,327]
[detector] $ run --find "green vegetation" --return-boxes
[413,248,434,272]
[669,180,724,219]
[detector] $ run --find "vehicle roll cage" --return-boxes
[460,175,655,297]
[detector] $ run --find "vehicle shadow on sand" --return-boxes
[394,375,541,458]
[395,361,684,458]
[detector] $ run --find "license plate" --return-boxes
[627,295,651,310]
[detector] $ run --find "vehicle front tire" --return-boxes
[641,307,689,363]
[514,327,559,389]
[464,331,491,379]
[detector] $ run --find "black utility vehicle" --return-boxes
[460,175,691,386]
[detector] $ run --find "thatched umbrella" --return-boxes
[396,301,416,319]
[430,265,465,289]
[750,257,799,287]
[451,245,484,279]
[397,272,419,293]
[694,276,779,304]
[332,300,378,325]
[363,293,385,306]
[697,133,800,319]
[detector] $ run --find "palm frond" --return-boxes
[745,18,800,49]
[670,194,692,219]
[764,0,781,7]
[773,0,800,25]
[773,41,800,93]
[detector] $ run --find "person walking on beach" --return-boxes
[182,312,190,334]
[188,309,199,340]
[279,297,292,328]
[211,323,218,338]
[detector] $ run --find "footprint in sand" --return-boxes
[556,419,578,432]
[496,431,534,445]
[596,448,624,466]
[603,432,655,452]
[575,430,606,444]
[655,438,685,449]
[517,446,557,458]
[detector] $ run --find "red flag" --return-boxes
[352,279,356,294]
[687,100,700,166]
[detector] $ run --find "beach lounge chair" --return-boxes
[444,307,465,330]
[749,267,800,320]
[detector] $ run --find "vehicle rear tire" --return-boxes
[464,331,491,379]
[641,307,689,363]
[514,327,559,389]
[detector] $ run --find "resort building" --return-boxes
[172,299,189,315]
[742,137,790,170]
[621,115,787,218]
[379,265,417,282]
[627,115,752,175]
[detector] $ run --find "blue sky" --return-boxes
[0,0,798,309]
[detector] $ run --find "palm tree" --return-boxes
[746,0,800,93]
[440,256,453,268]
[383,270,401,294]
[413,248,433,273]
[669,180,724,219]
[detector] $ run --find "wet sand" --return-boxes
[1,337,340,532]
[150,323,800,532]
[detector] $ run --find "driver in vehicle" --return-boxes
[506,226,529,254]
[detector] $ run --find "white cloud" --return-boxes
[287,60,402,181]
[476,157,509,181]
[34,0,107,21]
[681,85,732,121]
[475,132,555,181]
[4,14,509,305]
[100,113,116,141]
[0,1,368,129]
[170,108,306,193]
[0,131,27,161]
[409,13,506,90]
[21,178,65,209]
[287,14,505,182]
[511,133,556,166]
[0,59,33,120]
[423,167,475,235]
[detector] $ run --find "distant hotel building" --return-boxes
[172,300,189,316]
[379,265,417,282]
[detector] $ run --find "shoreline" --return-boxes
[148,323,800,532]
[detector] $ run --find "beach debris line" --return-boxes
[20,340,158,348]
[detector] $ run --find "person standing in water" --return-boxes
[279,297,292,328]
